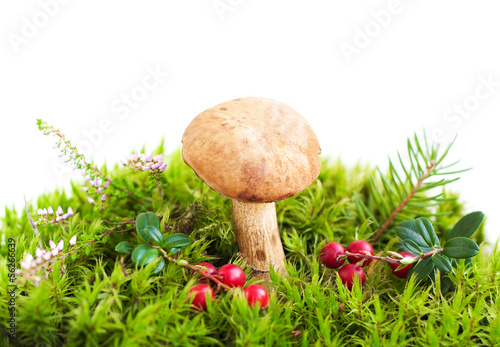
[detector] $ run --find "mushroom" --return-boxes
[182,97,321,277]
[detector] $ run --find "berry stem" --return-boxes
[155,247,232,291]
[343,248,442,265]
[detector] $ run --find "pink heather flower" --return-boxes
[159,164,168,172]
[151,162,162,170]
[48,206,54,215]
[102,194,106,202]
[145,153,153,161]
[56,216,64,222]
[56,206,63,216]
[35,247,43,257]
[67,207,74,216]
[20,261,30,270]
[104,181,110,188]
[57,240,64,250]
[30,260,37,268]
[49,240,57,250]
[36,256,43,265]
[154,154,163,162]
[25,253,34,264]
[37,209,43,216]
[43,252,52,261]
[51,248,60,257]
[43,208,48,215]
[69,235,77,247]
[87,197,95,205]
[81,187,89,192]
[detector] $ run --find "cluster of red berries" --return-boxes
[187,263,269,311]
[320,240,413,290]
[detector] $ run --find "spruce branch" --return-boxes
[372,161,436,242]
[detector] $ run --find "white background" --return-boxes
[1,1,499,243]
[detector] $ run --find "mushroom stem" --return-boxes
[232,200,287,277]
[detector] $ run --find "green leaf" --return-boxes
[152,258,165,275]
[409,256,434,282]
[143,226,164,245]
[162,233,192,248]
[403,239,423,255]
[416,217,439,248]
[131,244,159,265]
[396,220,429,249]
[135,212,160,242]
[115,241,133,254]
[447,211,484,240]
[440,275,453,295]
[443,237,479,259]
[431,254,452,273]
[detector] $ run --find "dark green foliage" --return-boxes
[0,144,498,346]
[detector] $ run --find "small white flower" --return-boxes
[81,187,89,192]
[56,206,64,216]
[25,253,34,264]
[30,259,37,268]
[14,269,22,275]
[42,208,48,215]
[47,206,54,215]
[36,256,43,264]
[56,216,64,222]
[87,197,95,205]
[32,276,41,286]
[35,247,43,257]
[69,235,77,247]
[37,209,43,216]
[57,239,64,250]
[51,248,60,257]
[43,252,52,261]
[101,194,106,202]
[67,207,74,216]
[20,261,30,270]
[49,240,57,250]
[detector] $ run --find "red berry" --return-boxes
[389,251,414,278]
[196,262,217,283]
[346,240,374,266]
[188,284,214,311]
[338,264,366,290]
[320,242,346,269]
[243,285,269,308]
[216,264,246,288]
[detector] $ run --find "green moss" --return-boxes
[0,148,497,346]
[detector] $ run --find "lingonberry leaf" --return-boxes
[409,256,434,282]
[131,244,158,265]
[446,211,484,241]
[115,241,133,254]
[431,254,452,273]
[396,220,431,249]
[162,233,192,248]
[416,217,439,248]
[135,212,160,242]
[151,258,165,274]
[143,226,164,245]
[403,239,423,255]
[443,237,479,259]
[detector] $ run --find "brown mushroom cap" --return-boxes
[182,97,321,203]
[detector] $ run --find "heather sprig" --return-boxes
[37,119,139,205]
[35,205,74,225]
[122,151,168,174]
[16,236,77,285]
